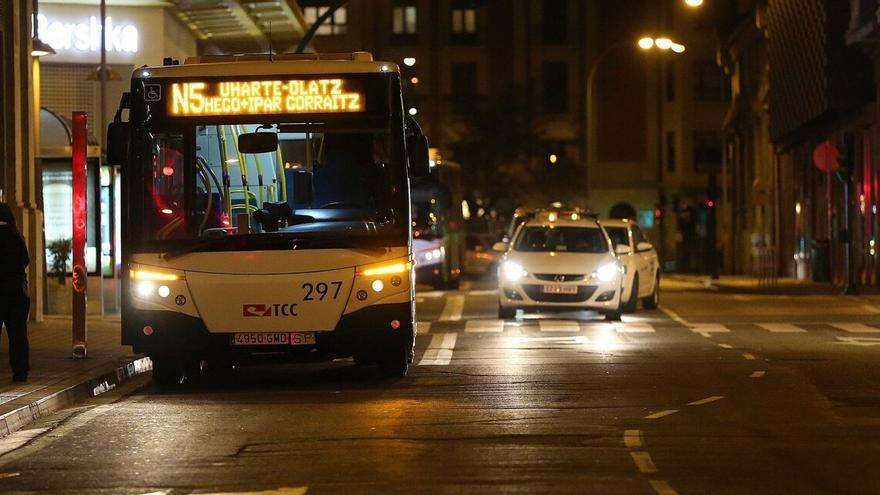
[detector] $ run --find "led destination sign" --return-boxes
[169,79,365,116]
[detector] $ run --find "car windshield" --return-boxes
[604,226,629,248]
[140,122,404,243]
[514,226,609,253]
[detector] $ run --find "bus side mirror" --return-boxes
[238,132,278,154]
[106,122,129,166]
[407,134,430,178]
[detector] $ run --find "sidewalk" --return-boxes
[0,315,150,437]
[661,273,872,296]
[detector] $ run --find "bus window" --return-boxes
[146,132,187,240]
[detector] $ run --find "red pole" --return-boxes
[72,112,88,358]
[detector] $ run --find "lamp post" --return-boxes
[585,36,685,211]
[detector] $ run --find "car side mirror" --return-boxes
[238,132,278,154]
[636,241,653,253]
[615,244,633,256]
[492,241,509,252]
[106,121,129,166]
[407,133,430,178]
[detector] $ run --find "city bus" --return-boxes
[106,52,430,384]
[411,159,465,289]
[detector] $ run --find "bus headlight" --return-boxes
[136,281,155,297]
[593,263,620,282]
[503,261,527,282]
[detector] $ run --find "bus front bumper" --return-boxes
[123,302,415,363]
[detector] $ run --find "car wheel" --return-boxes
[378,345,409,377]
[498,304,516,319]
[622,274,639,313]
[642,273,660,309]
[151,357,183,387]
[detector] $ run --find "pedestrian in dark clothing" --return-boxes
[0,202,30,382]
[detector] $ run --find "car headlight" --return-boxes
[593,262,620,282]
[503,261,527,281]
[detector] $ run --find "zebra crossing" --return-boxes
[414,319,880,336]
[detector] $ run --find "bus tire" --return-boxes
[378,345,409,377]
[151,357,183,387]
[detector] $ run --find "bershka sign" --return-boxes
[36,13,139,54]
[242,303,299,317]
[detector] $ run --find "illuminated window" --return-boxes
[451,2,477,42]
[303,4,348,36]
[392,5,418,35]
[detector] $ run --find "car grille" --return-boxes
[522,285,597,303]
[533,273,587,282]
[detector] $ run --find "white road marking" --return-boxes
[750,371,766,378]
[689,324,730,334]
[467,289,499,296]
[830,323,880,333]
[630,451,658,473]
[717,343,733,349]
[698,332,713,338]
[644,409,678,420]
[539,320,581,332]
[415,297,426,303]
[0,473,21,480]
[742,353,757,360]
[438,295,465,321]
[418,333,457,365]
[460,280,473,290]
[649,480,679,495]
[688,395,724,406]
[465,319,504,333]
[623,429,643,448]
[861,305,880,314]
[417,290,446,298]
[660,307,689,325]
[200,488,309,495]
[416,321,432,335]
[835,336,880,346]
[615,322,656,333]
[757,323,807,333]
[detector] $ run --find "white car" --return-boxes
[495,213,628,321]
[599,218,660,312]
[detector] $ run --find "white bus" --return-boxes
[106,53,430,384]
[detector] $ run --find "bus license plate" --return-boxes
[543,284,578,294]
[230,332,290,346]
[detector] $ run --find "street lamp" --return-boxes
[684,0,704,7]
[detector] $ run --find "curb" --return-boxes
[0,357,152,438]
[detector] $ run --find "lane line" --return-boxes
[417,333,458,365]
[623,429,643,448]
[649,480,679,495]
[644,409,678,420]
[757,323,807,333]
[830,322,880,334]
[688,395,724,406]
[698,332,712,338]
[689,324,730,334]
[630,451,658,474]
[539,320,581,332]
[742,353,757,360]
[717,343,733,349]
[416,321,432,335]
[438,295,465,321]
[750,371,766,378]
[660,307,689,326]
[465,319,504,333]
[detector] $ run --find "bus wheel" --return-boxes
[151,357,183,387]
[378,346,409,377]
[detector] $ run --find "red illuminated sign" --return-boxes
[72,111,88,357]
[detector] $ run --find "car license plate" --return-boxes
[290,332,316,346]
[543,284,578,294]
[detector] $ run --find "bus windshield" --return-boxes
[140,122,405,244]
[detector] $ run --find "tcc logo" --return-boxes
[242,303,298,317]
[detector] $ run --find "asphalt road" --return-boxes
[3,278,880,494]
